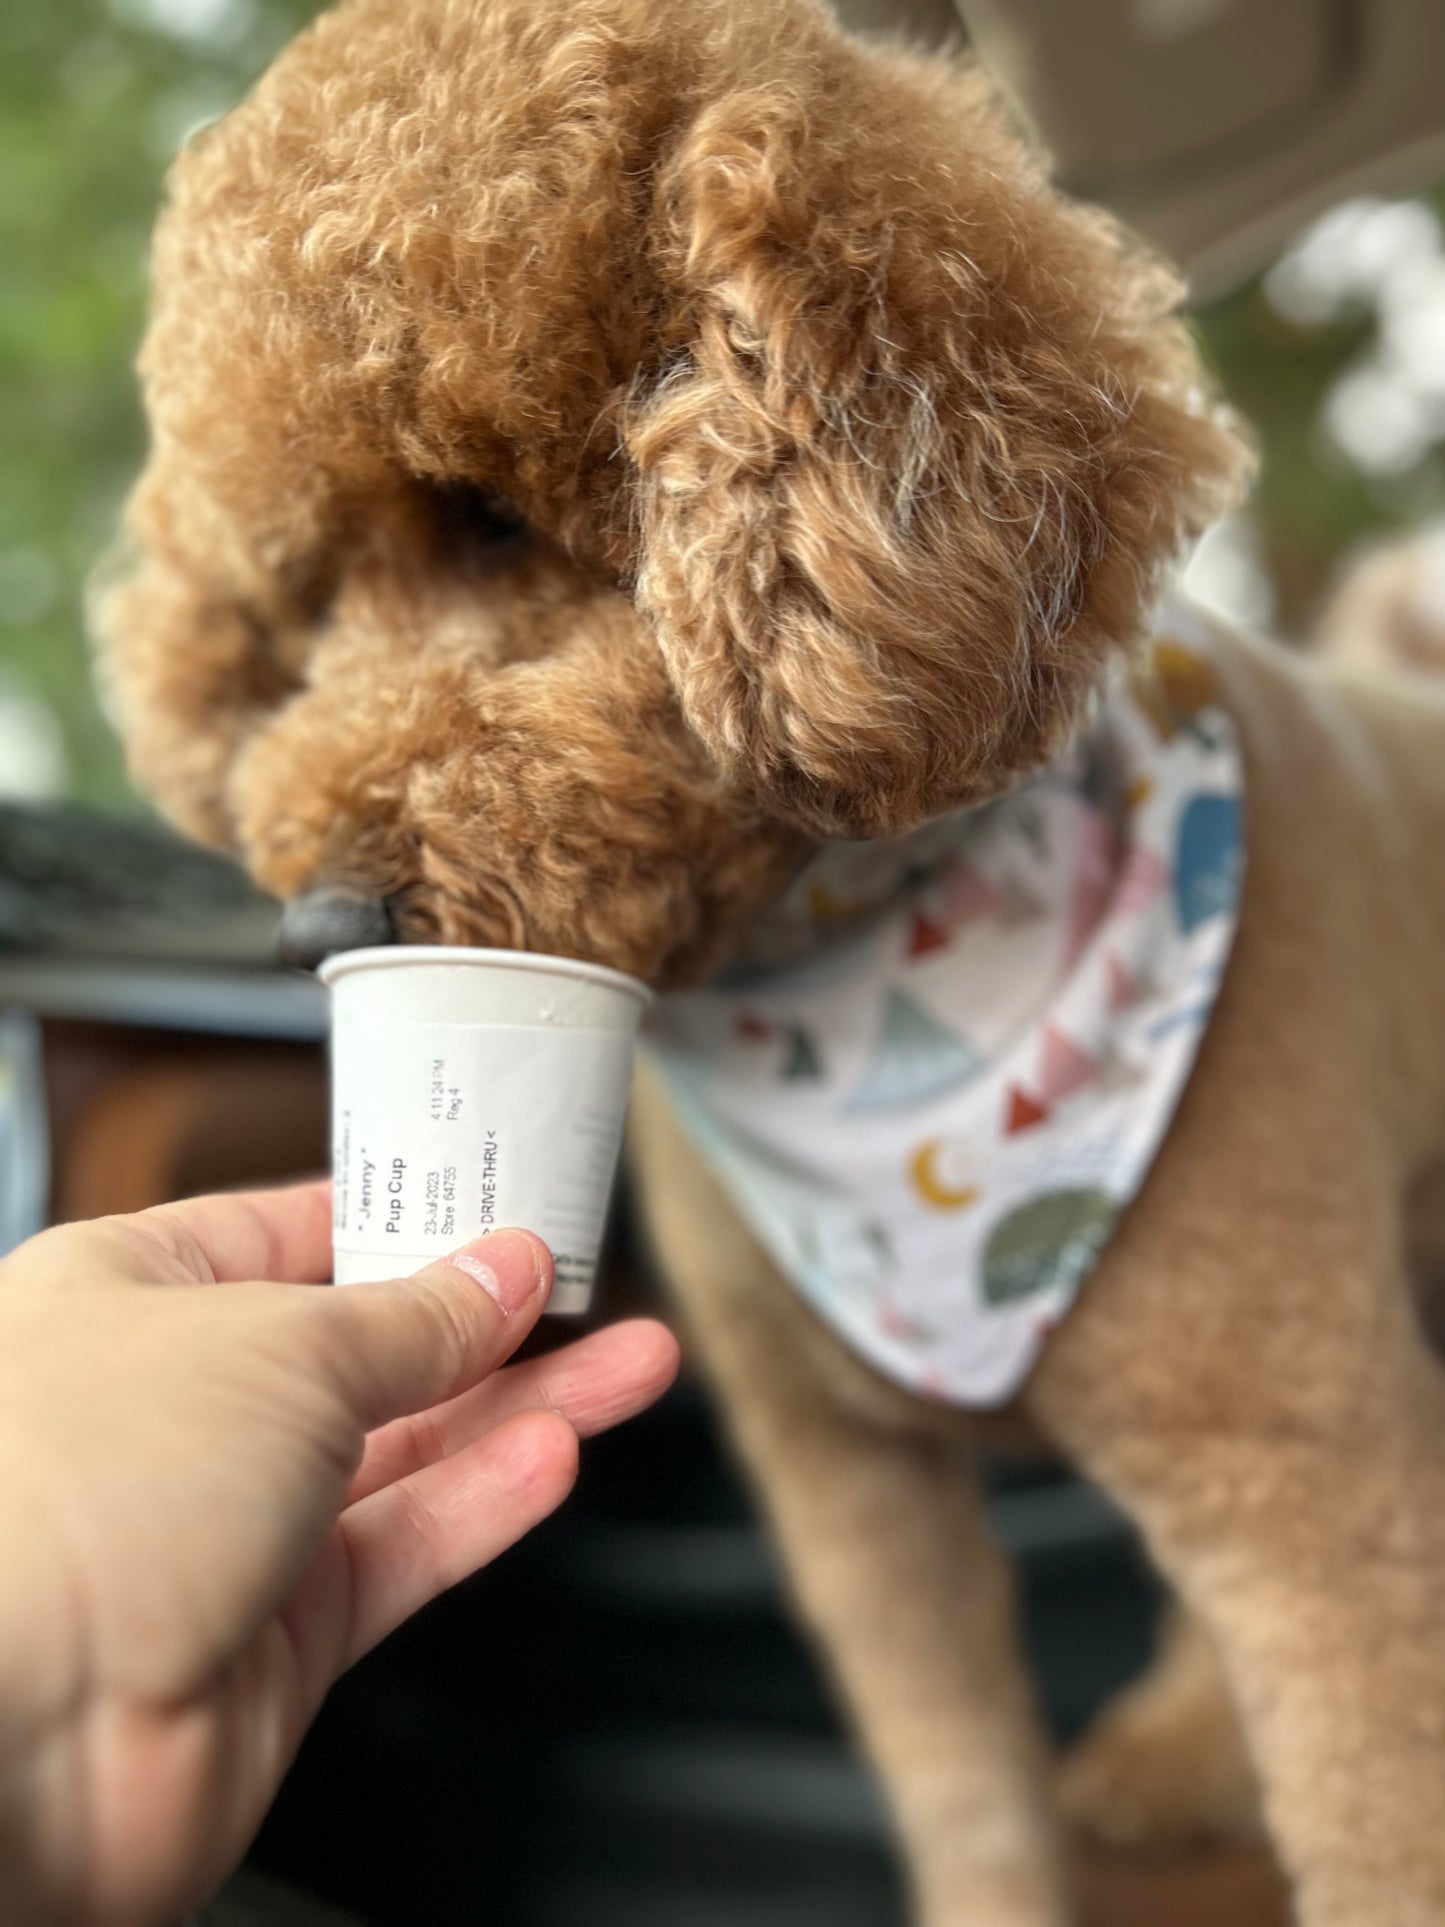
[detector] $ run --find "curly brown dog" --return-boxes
[98,1,1445,1921]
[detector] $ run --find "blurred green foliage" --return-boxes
[2,1,1444,808]
[0,0,312,807]
[1203,181,1445,623]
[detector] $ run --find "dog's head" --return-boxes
[99,0,1250,985]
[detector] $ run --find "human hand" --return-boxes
[0,1182,678,1926]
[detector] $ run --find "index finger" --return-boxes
[138,1179,335,1285]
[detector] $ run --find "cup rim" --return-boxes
[316,944,654,1006]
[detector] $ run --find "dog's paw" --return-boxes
[1058,1613,1264,1855]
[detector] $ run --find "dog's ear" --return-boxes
[626,60,1251,839]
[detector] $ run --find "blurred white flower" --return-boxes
[1183,512,1277,630]
[108,0,257,52]
[0,676,67,802]
[1323,366,1438,476]
[1376,256,1445,402]
[1265,194,1445,478]
[1263,197,1443,329]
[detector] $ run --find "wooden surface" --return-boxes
[40,1019,326,1221]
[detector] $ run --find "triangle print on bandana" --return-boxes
[908,912,951,959]
[846,989,987,1113]
[1004,1086,1051,1135]
[1037,1024,1100,1105]
[647,599,1245,1408]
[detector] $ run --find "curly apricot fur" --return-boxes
[97,0,1247,976]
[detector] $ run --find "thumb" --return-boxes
[300,1230,553,1433]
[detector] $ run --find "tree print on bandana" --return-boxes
[647,603,1245,1407]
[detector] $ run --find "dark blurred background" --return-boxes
[3,2,1445,1923]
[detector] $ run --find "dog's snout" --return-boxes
[279,888,396,969]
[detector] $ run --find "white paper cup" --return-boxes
[319,946,653,1314]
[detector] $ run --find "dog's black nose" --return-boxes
[279,889,396,970]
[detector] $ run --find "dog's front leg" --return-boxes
[630,1065,1070,1927]
[1030,1227,1445,1927]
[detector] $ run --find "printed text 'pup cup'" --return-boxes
[319,947,653,1314]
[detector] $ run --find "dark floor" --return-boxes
[240,1357,1169,1926]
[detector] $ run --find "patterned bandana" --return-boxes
[644,601,1246,1407]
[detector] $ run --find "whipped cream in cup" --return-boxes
[319,946,653,1314]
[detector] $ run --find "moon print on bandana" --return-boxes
[647,601,1245,1407]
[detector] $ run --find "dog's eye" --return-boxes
[425,479,530,555]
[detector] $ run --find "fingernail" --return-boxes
[444,1231,547,1315]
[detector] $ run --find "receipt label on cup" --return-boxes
[331,1020,636,1305]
